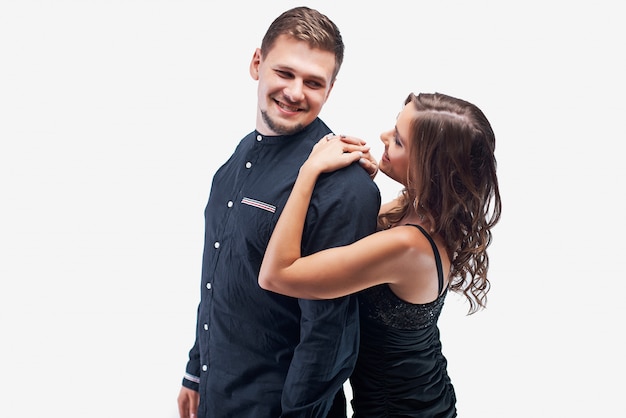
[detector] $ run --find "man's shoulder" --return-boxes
[330,164,379,188]
[312,166,380,236]
[317,165,381,203]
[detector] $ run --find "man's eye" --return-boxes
[305,81,322,89]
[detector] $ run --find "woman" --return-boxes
[259,92,502,417]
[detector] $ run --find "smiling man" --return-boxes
[177,7,380,418]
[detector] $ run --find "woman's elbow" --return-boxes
[258,268,276,291]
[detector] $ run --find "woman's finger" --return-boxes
[338,134,366,146]
[359,156,379,179]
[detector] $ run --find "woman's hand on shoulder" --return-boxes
[335,134,379,179]
[302,134,371,176]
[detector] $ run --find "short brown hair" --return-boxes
[260,6,344,81]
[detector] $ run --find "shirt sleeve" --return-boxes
[280,165,381,417]
[182,306,202,392]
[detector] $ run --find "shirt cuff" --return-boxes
[182,372,200,392]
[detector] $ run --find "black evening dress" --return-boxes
[350,224,457,417]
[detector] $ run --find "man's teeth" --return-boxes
[279,102,299,112]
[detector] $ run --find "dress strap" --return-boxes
[408,224,445,295]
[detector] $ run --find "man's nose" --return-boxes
[284,79,305,103]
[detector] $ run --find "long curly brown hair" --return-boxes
[378,93,502,314]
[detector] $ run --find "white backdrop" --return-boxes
[1,1,624,417]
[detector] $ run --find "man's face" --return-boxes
[250,35,336,136]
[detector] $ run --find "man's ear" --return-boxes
[249,48,262,80]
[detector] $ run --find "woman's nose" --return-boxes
[380,130,391,145]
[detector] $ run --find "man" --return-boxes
[178,7,380,417]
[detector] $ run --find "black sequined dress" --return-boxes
[349,224,457,417]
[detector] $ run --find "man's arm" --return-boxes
[178,309,202,417]
[281,165,381,417]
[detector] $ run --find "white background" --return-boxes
[1,1,624,416]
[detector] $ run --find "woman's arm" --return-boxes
[258,135,366,292]
[259,135,419,299]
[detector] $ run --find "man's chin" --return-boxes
[261,111,306,136]
[275,124,305,136]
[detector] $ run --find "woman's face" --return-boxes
[378,102,418,186]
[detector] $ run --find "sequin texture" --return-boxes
[358,284,447,330]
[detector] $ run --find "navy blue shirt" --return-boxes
[183,118,381,417]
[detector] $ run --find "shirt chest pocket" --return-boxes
[233,195,280,262]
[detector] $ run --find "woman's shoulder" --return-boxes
[384,225,449,303]
[367,225,434,262]
[387,224,437,253]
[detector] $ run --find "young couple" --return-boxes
[178,6,501,418]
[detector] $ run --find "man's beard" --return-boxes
[261,110,305,136]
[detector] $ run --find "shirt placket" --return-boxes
[200,134,264,375]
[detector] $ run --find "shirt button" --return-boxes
[203,324,208,330]
[206,282,212,290]
[256,134,262,141]
[227,201,233,208]
[245,162,252,169]
[202,365,208,372]
[214,241,220,249]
